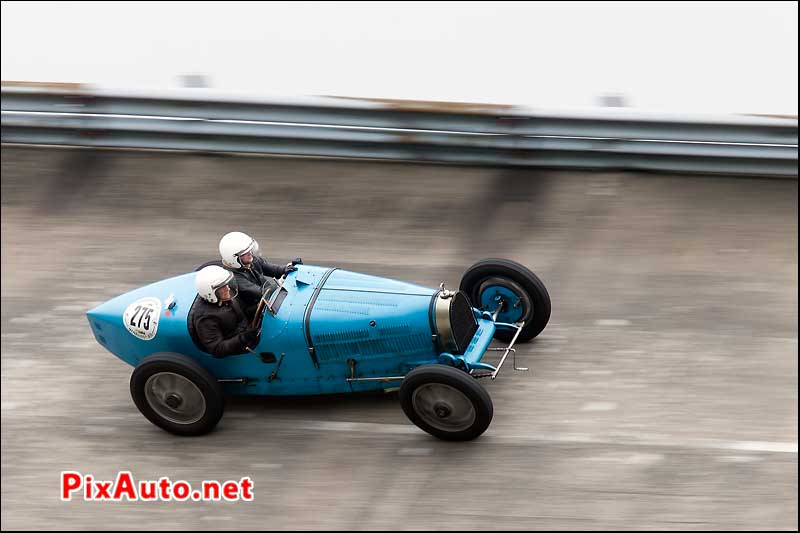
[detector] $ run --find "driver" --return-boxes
[219,231,297,319]
[192,265,260,358]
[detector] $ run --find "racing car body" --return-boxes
[87,259,551,440]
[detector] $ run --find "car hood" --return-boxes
[320,269,435,296]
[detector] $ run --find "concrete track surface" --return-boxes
[1,146,797,530]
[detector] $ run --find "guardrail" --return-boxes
[2,85,797,177]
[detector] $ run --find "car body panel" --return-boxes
[87,264,494,396]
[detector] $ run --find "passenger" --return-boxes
[192,265,259,358]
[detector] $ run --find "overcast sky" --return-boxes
[2,1,797,114]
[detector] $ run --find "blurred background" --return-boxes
[1,1,797,530]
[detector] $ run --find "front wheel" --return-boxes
[460,258,551,343]
[399,365,493,441]
[130,353,224,436]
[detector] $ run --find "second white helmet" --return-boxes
[219,231,260,269]
[195,265,234,304]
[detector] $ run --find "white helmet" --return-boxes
[195,265,234,304]
[219,231,260,269]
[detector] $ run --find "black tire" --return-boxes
[130,353,224,436]
[195,260,224,272]
[460,258,551,342]
[399,365,493,441]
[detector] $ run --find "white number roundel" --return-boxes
[123,297,162,341]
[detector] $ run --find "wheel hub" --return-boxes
[411,383,477,432]
[144,372,207,425]
[165,393,183,409]
[477,277,531,324]
[433,402,452,419]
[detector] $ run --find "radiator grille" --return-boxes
[450,291,478,354]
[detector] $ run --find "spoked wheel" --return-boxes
[460,258,551,342]
[399,365,493,441]
[130,353,224,436]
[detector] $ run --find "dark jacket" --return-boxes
[192,297,251,358]
[229,256,286,317]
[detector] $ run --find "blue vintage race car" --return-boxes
[87,259,550,441]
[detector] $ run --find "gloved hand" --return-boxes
[240,327,260,347]
[284,263,298,275]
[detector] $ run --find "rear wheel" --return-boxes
[399,365,493,441]
[130,353,224,436]
[460,258,551,342]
